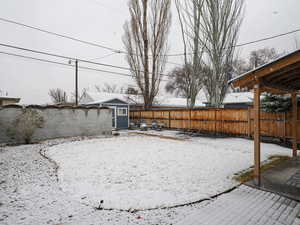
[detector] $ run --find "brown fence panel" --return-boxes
[130,107,300,139]
[191,109,215,120]
[218,109,248,121]
[141,111,153,119]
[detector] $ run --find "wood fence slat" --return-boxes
[129,107,300,139]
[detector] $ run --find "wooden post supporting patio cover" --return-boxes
[292,93,298,158]
[253,84,261,185]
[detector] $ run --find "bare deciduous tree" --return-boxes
[125,86,139,95]
[48,88,68,104]
[200,0,245,107]
[293,36,300,50]
[174,0,205,108]
[165,63,209,108]
[232,58,250,76]
[123,0,171,109]
[248,47,280,69]
[166,64,193,98]
[71,88,87,104]
[95,83,124,94]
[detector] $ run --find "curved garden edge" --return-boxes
[36,133,291,213]
[36,134,245,212]
[40,139,242,213]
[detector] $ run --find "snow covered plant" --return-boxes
[7,109,44,144]
[261,94,291,113]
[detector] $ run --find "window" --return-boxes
[117,108,128,116]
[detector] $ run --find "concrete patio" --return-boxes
[176,185,300,225]
[246,157,300,202]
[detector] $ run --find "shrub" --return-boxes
[7,109,44,144]
[261,94,291,113]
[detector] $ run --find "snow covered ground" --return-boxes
[0,133,296,225]
[45,133,290,211]
[0,137,210,225]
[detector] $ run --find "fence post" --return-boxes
[182,111,184,130]
[168,111,171,128]
[292,93,298,158]
[248,107,251,138]
[283,112,287,143]
[189,109,192,131]
[214,109,217,136]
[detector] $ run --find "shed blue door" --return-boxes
[111,107,117,128]
[116,107,129,129]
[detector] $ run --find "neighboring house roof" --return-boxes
[82,92,205,108]
[203,92,254,105]
[83,91,258,108]
[0,96,21,103]
[82,92,134,105]
[222,92,253,104]
[157,97,204,107]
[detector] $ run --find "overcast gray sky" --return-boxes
[0,0,299,104]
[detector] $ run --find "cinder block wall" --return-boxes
[0,105,112,144]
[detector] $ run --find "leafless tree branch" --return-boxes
[123,0,171,109]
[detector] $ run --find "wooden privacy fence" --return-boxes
[130,108,300,140]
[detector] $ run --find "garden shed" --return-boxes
[83,92,129,129]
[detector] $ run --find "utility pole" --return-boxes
[75,59,78,106]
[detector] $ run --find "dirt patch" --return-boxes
[129,132,187,141]
[234,155,291,183]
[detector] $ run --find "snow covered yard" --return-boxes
[0,137,209,225]
[45,134,290,211]
[0,133,293,225]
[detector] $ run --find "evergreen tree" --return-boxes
[261,94,291,113]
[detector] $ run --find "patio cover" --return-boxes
[229,49,300,185]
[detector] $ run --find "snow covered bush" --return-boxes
[261,94,291,113]
[7,108,44,144]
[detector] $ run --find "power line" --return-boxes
[0,17,123,53]
[89,52,119,61]
[0,51,131,78]
[1,17,300,58]
[235,28,300,48]
[166,28,300,57]
[0,17,174,59]
[0,50,169,82]
[0,42,170,77]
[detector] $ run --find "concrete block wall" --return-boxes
[0,105,112,144]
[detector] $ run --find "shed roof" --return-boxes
[85,92,130,105]
[229,49,300,93]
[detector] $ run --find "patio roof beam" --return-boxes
[264,63,300,83]
[269,71,300,85]
[231,50,300,90]
[260,78,296,92]
[260,86,291,95]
